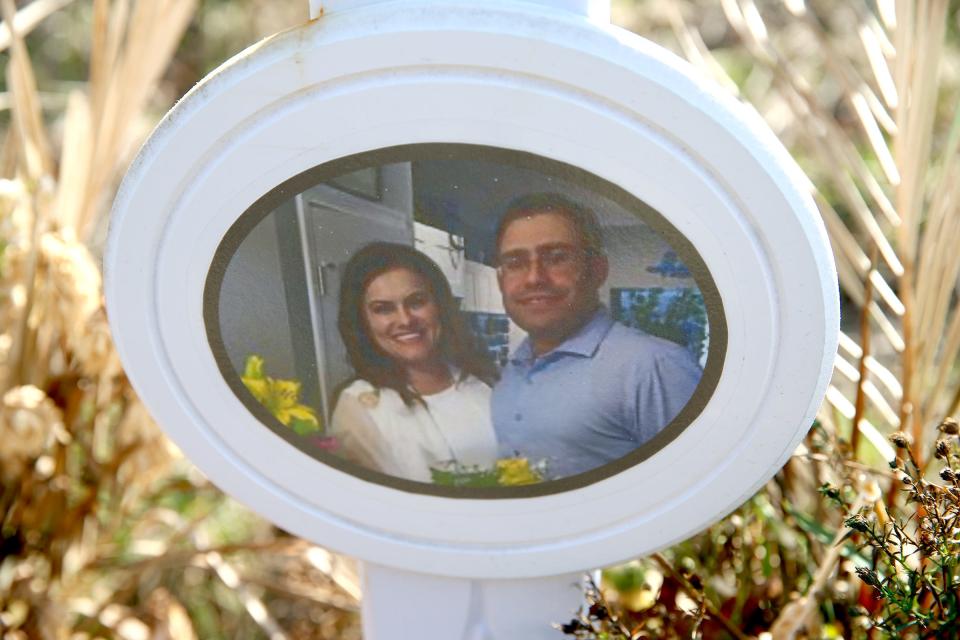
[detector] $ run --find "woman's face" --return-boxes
[362,267,443,368]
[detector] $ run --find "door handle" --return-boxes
[317,261,337,297]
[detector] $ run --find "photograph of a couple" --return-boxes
[207,145,722,494]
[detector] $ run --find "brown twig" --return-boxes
[87,538,296,572]
[899,272,919,465]
[651,553,753,640]
[0,0,76,53]
[851,243,879,459]
[792,452,898,479]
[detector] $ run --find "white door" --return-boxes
[295,163,414,422]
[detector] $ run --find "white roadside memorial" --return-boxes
[105,0,839,637]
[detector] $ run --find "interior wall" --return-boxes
[603,223,697,307]
[218,201,298,382]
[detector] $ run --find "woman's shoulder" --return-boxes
[337,379,401,410]
[340,379,376,396]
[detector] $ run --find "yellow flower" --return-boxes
[241,355,321,435]
[496,457,542,486]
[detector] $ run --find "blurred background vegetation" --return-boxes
[2,1,960,638]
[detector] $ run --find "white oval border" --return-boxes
[105,1,838,578]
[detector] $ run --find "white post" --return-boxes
[300,0,608,636]
[309,0,610,23]
[361,563,586,639]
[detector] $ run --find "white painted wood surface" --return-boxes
[105,0,837,586]
[106,0,837,634]
[362,564,584,639]
[309,0,610,22]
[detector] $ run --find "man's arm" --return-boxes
[631,344,703,444]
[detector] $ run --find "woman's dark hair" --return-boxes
[337,241,498,406]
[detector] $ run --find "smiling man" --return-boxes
[491,193,703,480]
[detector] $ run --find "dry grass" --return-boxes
[2,0,960,637]
[0,1,358,638]
[594,0,960,637]
[653,0,960,460]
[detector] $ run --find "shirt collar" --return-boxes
[511,307,614,363]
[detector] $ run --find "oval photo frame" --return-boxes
[204,143,726,498]
[106,2,837,577]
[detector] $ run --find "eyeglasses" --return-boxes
[496,245,586,277]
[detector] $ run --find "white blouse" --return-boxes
[329,375,498,482]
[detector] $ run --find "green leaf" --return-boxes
[430,465,500,487]
[243,354,265,380]
[290,417,320,436]
[784,503,872,565]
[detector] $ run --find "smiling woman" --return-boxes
[329,242,500,481]
[204,143,724,495]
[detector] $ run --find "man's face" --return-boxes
[496,211,608,351]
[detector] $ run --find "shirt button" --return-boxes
[514,413,522,421]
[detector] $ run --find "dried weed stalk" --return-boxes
[842,422,960,638]
[0,1,358,638]
[580,0,960,638]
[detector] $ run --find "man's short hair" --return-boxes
[495,193,605,257]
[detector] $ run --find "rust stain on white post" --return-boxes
[309,0,610,22]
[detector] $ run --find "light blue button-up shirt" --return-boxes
[492,308,703,479]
